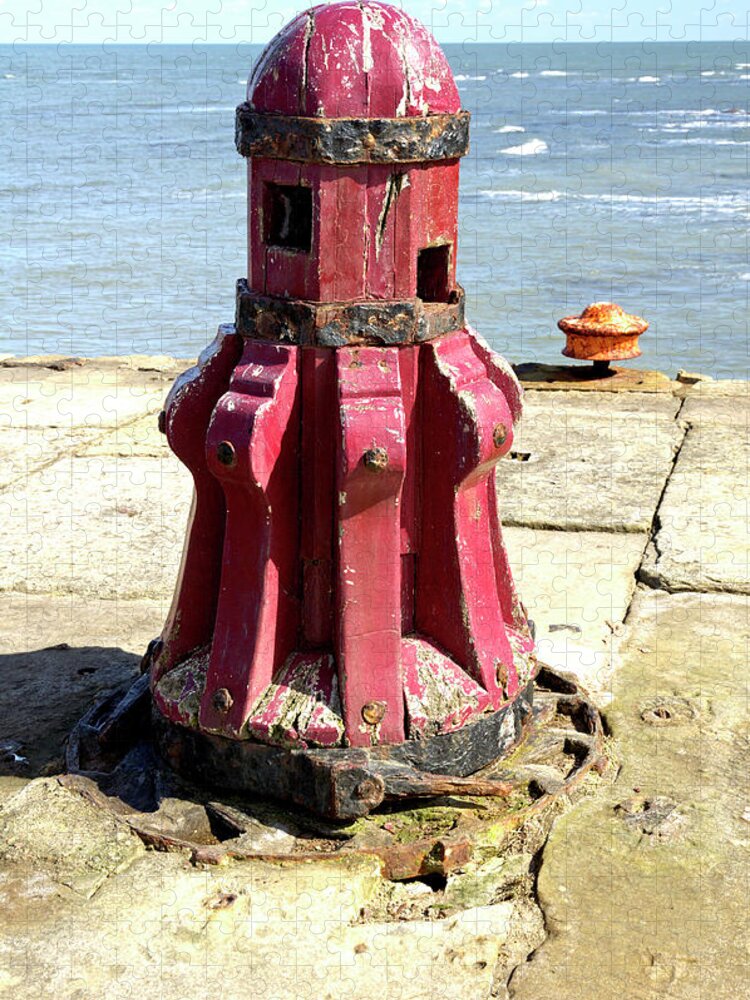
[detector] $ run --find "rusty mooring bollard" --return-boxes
[143,0,537,820]
[558,301,649,376]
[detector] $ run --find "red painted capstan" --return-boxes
[148,1,537,816]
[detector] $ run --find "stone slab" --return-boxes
[497,391,683,532]
[504,527,646,698]
[509,589,750,1000]
[641,419,750,593]
[0,827,529,1000]
[0,452,192,600]
[680,383,750,427]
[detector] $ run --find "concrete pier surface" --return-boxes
[0,355,748,999]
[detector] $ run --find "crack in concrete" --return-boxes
[633,393,689,595]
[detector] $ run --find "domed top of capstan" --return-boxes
[246,1,460,119]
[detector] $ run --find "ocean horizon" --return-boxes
[2,40,749,377]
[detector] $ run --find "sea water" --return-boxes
[1,41,748,377]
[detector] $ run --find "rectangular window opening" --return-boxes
[264,183,312,252]
[417,243,451,303]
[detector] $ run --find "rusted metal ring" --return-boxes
[235,106,471,164]
[235,280,465,347]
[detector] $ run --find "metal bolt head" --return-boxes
[363,447,388,472]
[353,775,385,804]
[212,687,234,714]
[493,423,509,448]
[216,441,237,467]
[361,700,387,725]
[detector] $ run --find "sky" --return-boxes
[0,0,748,44]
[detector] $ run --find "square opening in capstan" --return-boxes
[417,243,451,303]
[264,183,312,252]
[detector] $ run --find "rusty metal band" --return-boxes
[235,105,470,164]
[235,280,465,347]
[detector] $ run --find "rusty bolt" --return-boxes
[363,447,389,472]
[496,662,509,691]
[353,775,385,804]
[158,410,167,435]
[212,688,234,714]
[362,132,376,150]
[361,700,387,725]
[493,423,508,448]
[216,441,237,467]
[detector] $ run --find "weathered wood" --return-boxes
[300,348,336,647]
[416,329,532,705]
[152,326,243,688]
[199,341,301,736]
[246,2,461,119]
[335,347,407,746]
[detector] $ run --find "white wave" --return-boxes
[454,74,487,81]
[500,138,548,155]
[539,70,567,77]
[550,109,606,116]
[662,137,750,146]
[637,76,661,83]
[656,117,750,131]
[736,63,750,69]
[479,188,748,216]
[3,73,16,79]
[591,192,749,214]
[740,273,750,280]
[479,189,562,202]
[494,125,525,133]
[701,70,716,76]
[740,75,750,80]
[509,71,529,78]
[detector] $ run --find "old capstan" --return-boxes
[145,1,538,819]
